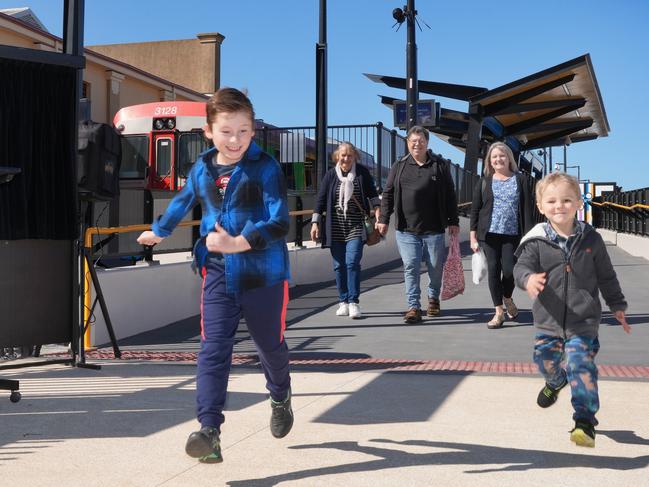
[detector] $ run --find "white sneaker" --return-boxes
[348,303,362,319]
[336,302,349,316]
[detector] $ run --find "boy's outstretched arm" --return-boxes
[514,240,542,296]
[593,234,629,332]
[136,169,198,245]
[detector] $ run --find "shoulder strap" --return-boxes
[350,194,369,216]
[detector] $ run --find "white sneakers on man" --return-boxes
[348,303,362,319]
[336,302,349,316]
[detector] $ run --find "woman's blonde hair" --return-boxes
[535,172,582,203]
[332,142,360,163]
[483,142,518,176]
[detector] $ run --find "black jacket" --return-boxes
[469,172,535,241]
[379,151,459,231]
[312,163,380,248]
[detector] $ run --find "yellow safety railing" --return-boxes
[589,200,649,211]
[82,210,314,349]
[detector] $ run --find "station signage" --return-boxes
[393,99,440,129]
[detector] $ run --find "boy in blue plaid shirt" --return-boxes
[137,88,293,463]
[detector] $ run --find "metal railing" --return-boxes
[91,122,481,262]
[254,122,477,206]
[592,187,649,236]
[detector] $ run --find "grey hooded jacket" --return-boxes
[514,222,627,339]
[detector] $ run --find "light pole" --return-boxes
[315,0,328,186]
[392,1,418,131]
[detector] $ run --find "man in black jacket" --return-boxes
[378,126,460,324]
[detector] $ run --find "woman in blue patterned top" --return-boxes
[469,142,534,328]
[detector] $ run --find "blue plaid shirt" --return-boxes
[152,142,290,294]
[544,220,582,257]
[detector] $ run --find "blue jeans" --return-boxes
[395,231,446,310]
[533,334,601,425]
[330,238,364,304]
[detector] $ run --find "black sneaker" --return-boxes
[270,390,294,438]
[570,420,596,447]
[537,379,567,408]
[185,426,222,463]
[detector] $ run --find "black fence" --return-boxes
[253,122,479,206]
[593,187,649,236]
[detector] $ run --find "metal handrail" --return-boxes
[590,200,649,211]
[82,209,314,348]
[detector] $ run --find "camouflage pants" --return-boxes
[533,334,601,425]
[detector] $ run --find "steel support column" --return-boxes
[315,0,328,187]
[463,103,483,175]
[63,0,85,356]
[405,0,418,131]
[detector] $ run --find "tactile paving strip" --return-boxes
[44,350,649,379]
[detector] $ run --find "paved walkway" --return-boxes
[1,243,648,486]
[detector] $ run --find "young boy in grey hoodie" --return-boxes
[514,172,630,447]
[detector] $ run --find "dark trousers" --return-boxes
[197,261,291,431]
[479,233,521,307]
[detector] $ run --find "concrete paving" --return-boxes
[1,242,648,486]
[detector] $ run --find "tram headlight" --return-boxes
[166,118,176,129]
[153,118,165,130]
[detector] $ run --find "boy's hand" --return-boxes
[615,310,631,334]
[207,223,251,254]
[137,231,163,246]
[525,272,546,299]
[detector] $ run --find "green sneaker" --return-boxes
[185,426,222,463]
[270,390,294,438]
[537,379,567,408]
[570,420,596,447]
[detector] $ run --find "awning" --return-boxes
[366,54,609,153]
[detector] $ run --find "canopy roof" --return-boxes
[366,54,609,153]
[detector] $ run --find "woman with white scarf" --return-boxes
[311,142,381,319]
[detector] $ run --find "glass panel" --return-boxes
[156,138,172,177]
[178,132,209,178]
[119,135,148,178]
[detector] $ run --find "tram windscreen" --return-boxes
[178,132,209,178]
[120,135,148,178]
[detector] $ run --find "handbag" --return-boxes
[441,232,465,300]
[351,195,381,246]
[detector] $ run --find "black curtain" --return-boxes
[0,58,77,240]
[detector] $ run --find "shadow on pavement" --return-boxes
[227,438,649,486]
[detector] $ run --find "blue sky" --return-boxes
[5,0,648,189]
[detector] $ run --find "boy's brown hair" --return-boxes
[206,87,255,125]
[535,171,582,203]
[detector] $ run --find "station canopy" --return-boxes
[365,54,609,154]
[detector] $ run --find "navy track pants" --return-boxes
[197,261,291,430]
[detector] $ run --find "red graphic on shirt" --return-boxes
[216,175,230,196]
